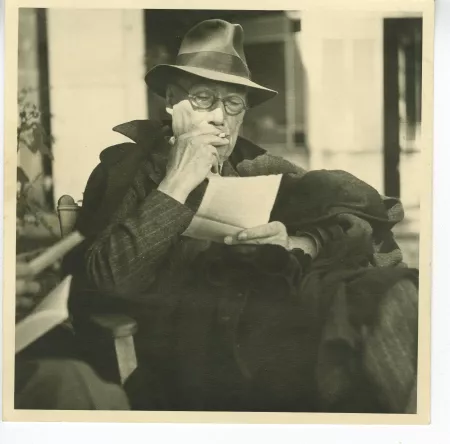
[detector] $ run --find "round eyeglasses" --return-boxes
[175,83,248,116]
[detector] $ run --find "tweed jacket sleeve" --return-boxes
[74,159,195,297]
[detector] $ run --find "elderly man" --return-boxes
[66,19,418,413]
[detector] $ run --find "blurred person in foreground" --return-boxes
[14,256,130,410]
[65,19,418,413]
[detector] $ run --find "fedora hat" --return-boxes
[145,19,277,107]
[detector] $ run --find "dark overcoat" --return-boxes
[65,119,418,412]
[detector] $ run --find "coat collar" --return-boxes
[113,119,170,147]
[111,119,267,169]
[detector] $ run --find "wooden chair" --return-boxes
[57,195,138,385]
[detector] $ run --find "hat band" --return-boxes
[176,51,250,79]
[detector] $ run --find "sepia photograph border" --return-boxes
[2,0,434,425]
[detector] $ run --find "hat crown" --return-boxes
[144,19,277,107]
[179,19,247,64]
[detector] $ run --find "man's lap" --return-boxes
[15,358,130,410]
[363,278,419,413]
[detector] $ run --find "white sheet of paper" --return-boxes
[183,174,282,242]
[15,275,73,354]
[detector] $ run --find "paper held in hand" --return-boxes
[182,174,283,242]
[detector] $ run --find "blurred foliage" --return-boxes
[16,88,61,317]
[17,87,54,158]
[17,87,59,242]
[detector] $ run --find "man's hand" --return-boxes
[169,99,225,138]
[224,221,290,249]
[224,221,319,257]
[16,260,40,310]
[158,101,229,204]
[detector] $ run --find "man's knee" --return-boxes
[15,359,130,410]
[380,278,418,324]
[362,278,419,412]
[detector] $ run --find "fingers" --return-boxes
[17,248,45,263]
[173,99,224,127]
[225,237,269,246]
[172,100,194,136]
[16,279,40,296]
[189,143,218,173]
[16,295,36,310]
[210,156,219,174]
[208,148,219,174]
[196,142,218,157]
[224,222,286,245]
[237,221,285,241]
[187,125,227,138]
[224,235,286,248]
[204,144,219,172]
[171,99,228,140]
[16,261,32,278]
[337,214,373,236]
[16,259,41,296]
[195,134,229,146]
[172,100,213,136]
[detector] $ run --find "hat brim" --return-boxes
[145,64,277,108]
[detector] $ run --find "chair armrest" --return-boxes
[87,314,138,339]
[75,313,139,385]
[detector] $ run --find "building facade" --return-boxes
[17,8,422,266]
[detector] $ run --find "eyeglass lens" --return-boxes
[189,88,246,115]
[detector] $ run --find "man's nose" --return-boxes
[207,104,225,125]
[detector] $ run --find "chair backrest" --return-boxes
[57,195,138,384]
[57,195,80,238]
[56,196,138,385]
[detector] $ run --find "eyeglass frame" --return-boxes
[172,82,249,116]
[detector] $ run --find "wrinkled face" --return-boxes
[166,73,248,163]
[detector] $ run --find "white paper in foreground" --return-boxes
[183,174,283,242]
[15,275,73,354]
